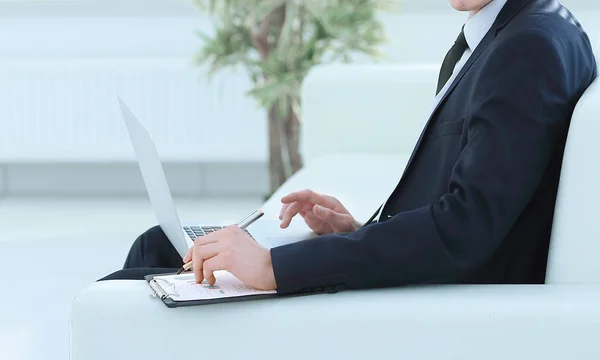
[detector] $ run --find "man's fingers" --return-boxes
[202,256,224,286]
[281,189,337,209]
[279,203,290,220]
[193,231,221,246]
[280,201,303,228]
[195,242,220,261]
[281,189,320,204]
[281,190,307,204]
[192,242,221,282]
[193,252,204,284]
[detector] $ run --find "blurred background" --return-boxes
[0,0,596,198]
[0,0,597,359]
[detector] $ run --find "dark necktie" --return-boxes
[436,27,468,95]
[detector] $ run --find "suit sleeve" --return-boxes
[271,31,570,294]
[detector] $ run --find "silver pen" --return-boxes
[235,208,265,229]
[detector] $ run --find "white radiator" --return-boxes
[0,58,267,163]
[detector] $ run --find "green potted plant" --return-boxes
[194,0,394,195]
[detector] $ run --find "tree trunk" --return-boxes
[284,105,303,173]
[267,101,304,196]
[267,105,287,195]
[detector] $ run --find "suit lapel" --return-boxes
[398,30,497,181]
[423,0,535,125]
[378,0,536,219]
[399,0,536,180]
[430,31,496,124]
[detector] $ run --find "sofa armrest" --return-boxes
[71,282,600,360]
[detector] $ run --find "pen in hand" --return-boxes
[176,209,264,275]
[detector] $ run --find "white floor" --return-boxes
[0,196,261,360]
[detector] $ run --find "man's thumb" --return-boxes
[314,205,335,220]
[183,247,193,263]
[314,205,355,232]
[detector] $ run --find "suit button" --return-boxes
[334,284,347,291]
[324,286,336,293]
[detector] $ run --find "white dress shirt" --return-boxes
[373,0,508,223]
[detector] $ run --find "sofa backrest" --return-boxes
[300,64,439,165]
[546,78,600,284]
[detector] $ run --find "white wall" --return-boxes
[0,0,596,61]
[0,0,597,196]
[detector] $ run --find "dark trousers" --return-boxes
[100,225,183,281]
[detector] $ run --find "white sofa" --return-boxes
[70,64,600,360]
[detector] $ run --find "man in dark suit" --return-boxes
[103,0,597,293]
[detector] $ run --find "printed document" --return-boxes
[153,271,276,302]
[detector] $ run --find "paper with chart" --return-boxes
[153,271,277,302]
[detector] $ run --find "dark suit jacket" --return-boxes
[271,0,598,294]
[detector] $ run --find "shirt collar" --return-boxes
[463,0,508,51]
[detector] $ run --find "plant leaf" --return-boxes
[193,0,400,115]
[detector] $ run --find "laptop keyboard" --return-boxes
[183,225,253,240]
[183,225,223,240]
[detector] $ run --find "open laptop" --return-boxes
[118,96,312,258]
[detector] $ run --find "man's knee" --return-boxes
[124,225,182,269]
[133,225,171,252]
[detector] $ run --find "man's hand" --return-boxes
[279,189,361,235]
[182,226,276,290]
